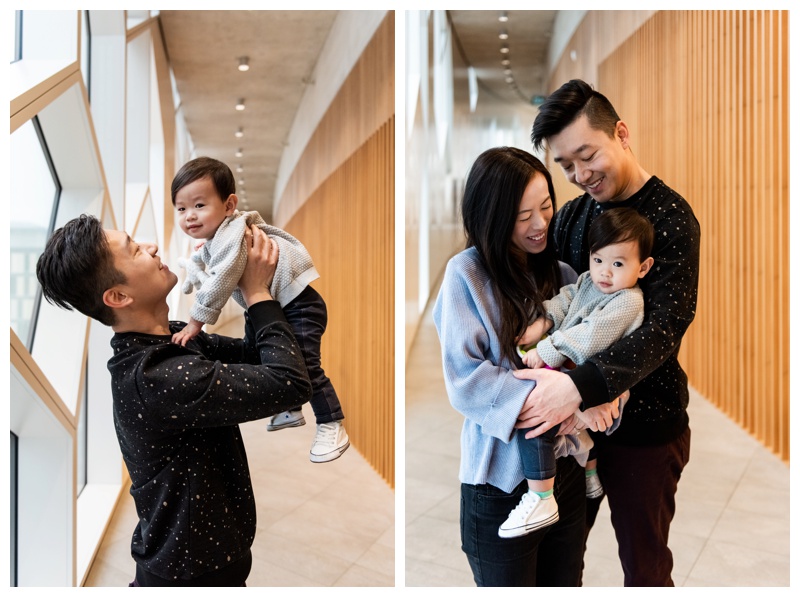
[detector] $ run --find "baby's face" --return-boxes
[589,241,649,294]
[174,177,234,240]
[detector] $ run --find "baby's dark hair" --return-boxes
[588,208,654,261]
[171,156,236,205]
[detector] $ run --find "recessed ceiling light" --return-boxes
[235,98,245,111]
[499,11,508,22]
[501,58,510,66]
[499,29,508,40]
[236,164,244,173]
[500,45,509,54]
[235,148,243,158]
[238,56,250,72]
[235,127,244,138]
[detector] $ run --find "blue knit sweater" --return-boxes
[433,247,580,493]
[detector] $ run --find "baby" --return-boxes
[171,156,348,463]
[499,207,654,538]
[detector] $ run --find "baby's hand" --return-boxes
[521,347,547,369]
[172,319,203,347]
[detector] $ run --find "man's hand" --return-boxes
[513,368,581,438]
[238,225,279,307]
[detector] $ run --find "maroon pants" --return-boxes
[585,426,691,586]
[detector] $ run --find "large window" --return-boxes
[10,432,18,587]
[81,11,91,97]
[77,357,88,497]
[9,118,61,349]
[10,11,21,63]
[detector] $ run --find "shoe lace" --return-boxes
[314,423,338,447]
[509,492,538,521]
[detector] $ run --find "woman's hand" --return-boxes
[238,225,279,307]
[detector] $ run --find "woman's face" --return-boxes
[511,173,553,255]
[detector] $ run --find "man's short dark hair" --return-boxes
[36,214,126,326]
[531,79,621,152]
[588,207,654,262]
[171,156,236,205]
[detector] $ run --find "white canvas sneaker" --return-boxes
[586,473,604,499]
[498,490,559,538]
[309,421,350,463]
[267,409,306,431]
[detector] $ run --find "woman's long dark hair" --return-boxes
[461,147,563,364]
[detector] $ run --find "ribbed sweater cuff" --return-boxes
[246,300,285,332]
[567,361,609,409]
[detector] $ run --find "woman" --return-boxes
[432,147,609,586]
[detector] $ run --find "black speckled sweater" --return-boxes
[107,300,312,584]
[552,176,701,446]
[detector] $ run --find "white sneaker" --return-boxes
[267,409,305,431]
[586,473,604,499]
[310,421,350,463]
[498,490,559,538]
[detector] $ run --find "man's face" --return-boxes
[548,114,635,204]
[105,229,177,305]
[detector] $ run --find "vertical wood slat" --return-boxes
[595,10,788,461]
[282,119,395,487]
[275,14,395,228]
[271,14,395,486]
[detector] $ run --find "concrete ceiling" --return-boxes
[157,11,557,219]
[158,10,338,222]
[448,10,557,106]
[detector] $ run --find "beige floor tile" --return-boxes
[709,506,790,556]
[333,562,394,587]
[686,539,790,586]
[405,556,474,587]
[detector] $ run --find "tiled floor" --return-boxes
[83,403,395,587]
[405,304,790,587]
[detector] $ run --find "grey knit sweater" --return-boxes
[536,271,644,369]
[189,210,319,324]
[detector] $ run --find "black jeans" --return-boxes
[282,286,343,424]
[460,456,586,586]
[585,426,691,586]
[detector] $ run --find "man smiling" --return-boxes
[36,215,312,586]
[516,79,701,586]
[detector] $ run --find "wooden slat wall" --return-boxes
[275,14,395,486]
[596,11,789,460]
[275,14,394,228]
[283,119,395,487]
